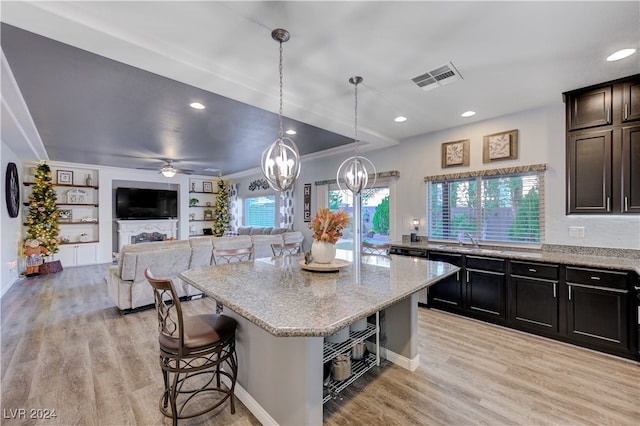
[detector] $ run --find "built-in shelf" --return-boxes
[59,240,98,245]
[189,220,213,223]
[25,221,99,226]
[23,181,99,189]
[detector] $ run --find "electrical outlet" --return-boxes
[8,260,17,273]
[568,226,585,238]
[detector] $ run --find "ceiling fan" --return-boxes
[137,160,194,177]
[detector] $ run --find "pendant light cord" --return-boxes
[354,81,359,155]
[278,40,284,139]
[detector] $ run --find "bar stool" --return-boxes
[271,242,302,257]
[213,247,253,265]
[144,268,238,426]
[362,241,390,256]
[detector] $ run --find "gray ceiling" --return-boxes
[1,1,639,177]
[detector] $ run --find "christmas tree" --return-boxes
[213,179,230,237]
[26,162,60,255]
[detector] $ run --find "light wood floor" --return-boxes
[1,264,638,425]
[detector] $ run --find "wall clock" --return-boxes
[5,162,20,218]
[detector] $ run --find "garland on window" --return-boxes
[26,162,60,254]
[213,180,230,237]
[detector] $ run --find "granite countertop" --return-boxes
[179,253,458,337]
[390,241,640,275]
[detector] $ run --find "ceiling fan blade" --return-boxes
[174,168,194,175]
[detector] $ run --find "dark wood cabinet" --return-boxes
[565,267,629,352]
[509,261,559,335]
[427,252,463,310]
[621,79,640,123]
[622,124,640,213]
[464,256,506,321]
[565,74,640,214]
[567,86,612,130]
[567,129,612,213]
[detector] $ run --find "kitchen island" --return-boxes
[179,252,458,425]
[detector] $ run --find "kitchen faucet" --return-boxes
[462,232,479,247]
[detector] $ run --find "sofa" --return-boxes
[107,230,304,312]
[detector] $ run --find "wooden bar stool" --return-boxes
[362,241,391,256]
[144,268,238,426]
[213,247,253,264]
[271,242,302,257]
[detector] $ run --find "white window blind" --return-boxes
[245,196,276,227]
[427,168,544,245]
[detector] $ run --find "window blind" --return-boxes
[245,196,276,227]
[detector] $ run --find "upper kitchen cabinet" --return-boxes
[565,74,640,214]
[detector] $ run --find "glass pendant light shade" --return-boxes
[261,28,301,192]
[161,164,176,177]
[261,135,301,191]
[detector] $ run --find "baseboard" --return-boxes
[221,376,279,426]
[383,348,420,371]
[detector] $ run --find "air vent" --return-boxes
[412,62,463,91]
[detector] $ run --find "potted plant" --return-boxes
[189,197,199,206]
[308,208,350,263]
[203,209,213,221]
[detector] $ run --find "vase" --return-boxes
[311,240,336,264]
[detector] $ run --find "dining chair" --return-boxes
[144,268,238,426]
[271,242,302,257]
[213,247,254,265]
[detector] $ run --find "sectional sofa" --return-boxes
[107,230,304,312]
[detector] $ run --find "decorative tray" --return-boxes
[299,259,350,272]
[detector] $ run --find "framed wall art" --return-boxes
[441,139,470,168]
[57,170,73,184]
[483,129,518,163]
[203,181,213,193]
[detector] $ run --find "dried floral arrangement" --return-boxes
[308,208,350,244]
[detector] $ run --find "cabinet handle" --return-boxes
[553,282,557,298]
[606,197,610,212]
[466,271,470,282]
[624,196,629,212]
[568,285,572,301]
[456,271,460,281]
[528,268,537,273]
[624,104,628,120]
[590,276,601,281]
[607,107,611,123]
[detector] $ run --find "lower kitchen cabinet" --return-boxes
[465,256,507,322]
[55,243,97,267]
[427,252,463,310]
[566,266,629,352]
[509,261,560,335]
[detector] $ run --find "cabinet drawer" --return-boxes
[465,256,505,273]
[429,251,463,267]
[566,267,628,290]
[511,261,558,280]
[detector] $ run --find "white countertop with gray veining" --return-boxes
[179,252,458,337]
[391,241,640,275]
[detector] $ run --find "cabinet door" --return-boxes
[75,244,97,266]
[567,283,628,351]
[510,276,559,334]
[54,245,76,267]
[621,79,640,123]
[622,124,640,213]
[465,269,506,320]
[428,252,463,310]
[567,129,612,213]
[567,86,612,130]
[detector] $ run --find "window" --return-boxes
[428,170,543,245]
[244,196,276,227]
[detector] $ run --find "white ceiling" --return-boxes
[1,1,639,177]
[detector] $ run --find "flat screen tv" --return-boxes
[116,187,178,219]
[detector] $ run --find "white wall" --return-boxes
[237,102,639,250]
[0,143,23,297]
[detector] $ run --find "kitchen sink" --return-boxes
[429,245,503,255]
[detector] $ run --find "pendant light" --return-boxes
[337,76,376,195]
[261,28,301,192]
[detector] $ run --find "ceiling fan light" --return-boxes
[161,166,176,177]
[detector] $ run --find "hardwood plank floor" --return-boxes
[1,264,638,425]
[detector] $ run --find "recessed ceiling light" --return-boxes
[190,102,205,109]
[285,129,297,135]
[606,48,636,62]
[394,116,407,123]
[461,111,476,117]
